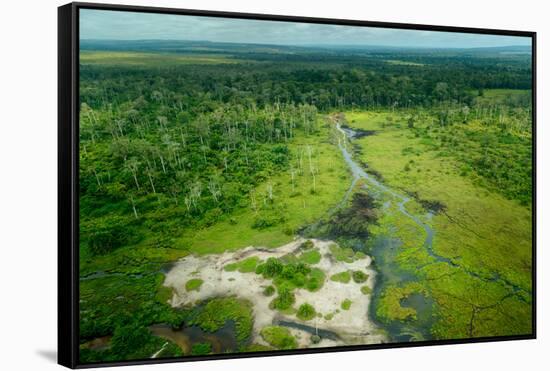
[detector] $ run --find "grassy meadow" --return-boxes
[80,50,241,65]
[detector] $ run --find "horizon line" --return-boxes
[80,38,532,51]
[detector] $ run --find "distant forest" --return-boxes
[81,39,532,111]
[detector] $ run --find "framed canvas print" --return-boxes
[58,2,536,368]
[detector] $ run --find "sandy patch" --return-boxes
[163,238,386,348]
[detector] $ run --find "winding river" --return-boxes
[337,120,529,293]
[334,118,530,341]
[336,122,440,260]
[335,121,437,340]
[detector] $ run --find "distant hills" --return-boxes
[80,39,314,55]
[80,39,531,57]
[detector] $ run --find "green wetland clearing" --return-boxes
[78,42,533,363]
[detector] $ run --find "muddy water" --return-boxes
[149,322,238,354]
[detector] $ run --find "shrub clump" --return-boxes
[300,240,315,249]
[297,303,316,321]
[352,271,369,283]
[256,257,325,293]
[329,244,356,263]
[361,285,372,295]
[298,249,321,265]
[260,326,297,349]
[271,287,295,311]
[224,256,261,273]
[191,342,212,355]
[84,215,139,256]
[190,297,253,344]
[330,271,351,283]
[263,285,275,296]
[341,299,352,310]
[252,209,286,229]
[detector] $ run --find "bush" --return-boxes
[283,225,296,236]
[263,285,275,296]
[191,342,212,355]
[260,326,297,350]
[352,271,369,283]
[110,318,165,360]
[111,321,151,356]
[297,303,316,321]
[311,334,321,344]
[341,299,352,310]
[298,249,321,265]
[252,209,286,229]
[202,207,223,227]
[300,240,315,249]
[330,271,351,283]
[271,287,295,311]
[84,215,136,255]
[329,244,356,263]
[305,268,325,292]
[257,257,284,278]
[361,285,372,295]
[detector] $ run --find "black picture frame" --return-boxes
[58,2,537,368]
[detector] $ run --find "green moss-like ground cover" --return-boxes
[185,278,203,292]
[330,271,351,283]
[344,106,532,339]
[341,299,352,310]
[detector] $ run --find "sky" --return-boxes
[80,9,531,49]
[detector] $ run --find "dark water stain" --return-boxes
[149,322,238,354]
[159,262,175,274]
[274,319,341,341]
[340,125,377,139]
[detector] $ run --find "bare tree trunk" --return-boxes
[147,168,156,194]
[130,196,138,219]
[159,154,167,174]
[132,170,140,190]
[184,196,191,211]
[92,169,102,187]
[267,182,273,201]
